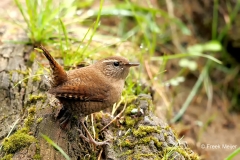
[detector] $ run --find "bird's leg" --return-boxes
[78,118,109,147]
[59,115,70,129]
[57,107,71,129]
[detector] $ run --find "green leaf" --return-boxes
[187,44,204,53]
[203,41,222,51]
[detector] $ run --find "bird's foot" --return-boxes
[78,119,110,148]
[78,129,110,146]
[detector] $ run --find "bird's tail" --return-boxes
[39,45,68,87]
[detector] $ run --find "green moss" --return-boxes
[139,136,151,143]
[118,149,134,157]
[163,132,168,139]
[116,125,198,159]
[138,136,162,149]
[32,76,41,82]
[24,116,34,129]
[171,128,179,138]
[33,67,45,82]
[1,104,41,158]
[28,106,36,114]
[33,154,41,160]
[125,104,137,115]
[1,154,13,160]
[28,94,46,104]
[151,137,163,148]
[133,153,155,159]
[125,116,136,127]
[146,99,154,112]
[124,103,145,128]
[29,51,37,62]
[120,139,134,148]
[165,126,170,130]
[2,131,36,153]
[125,96,137,104]
[24,106,36,129]
[133,125,160,137]
[33,143,41,159]
[19,127,29,134]
[2,119,38,155]
[36,117,43,124]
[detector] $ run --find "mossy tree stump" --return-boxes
[0,43,199,160]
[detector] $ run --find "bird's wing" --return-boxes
[49,77,110,102]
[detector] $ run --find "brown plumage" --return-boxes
[39,45,139,146]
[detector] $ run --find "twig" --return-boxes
[97,148,103,160]
[144,60,153,80]
[100,102,127,132]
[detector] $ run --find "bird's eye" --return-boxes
[113,61,120,66]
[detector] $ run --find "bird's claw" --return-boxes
[77,129,110,147]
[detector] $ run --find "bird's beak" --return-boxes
[125,62,139,67]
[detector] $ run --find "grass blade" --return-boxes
[41,134,71,160]
[225,147,240,160]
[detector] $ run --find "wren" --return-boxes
[39,45,139,146]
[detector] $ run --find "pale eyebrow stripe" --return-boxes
[102,59,118,63]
